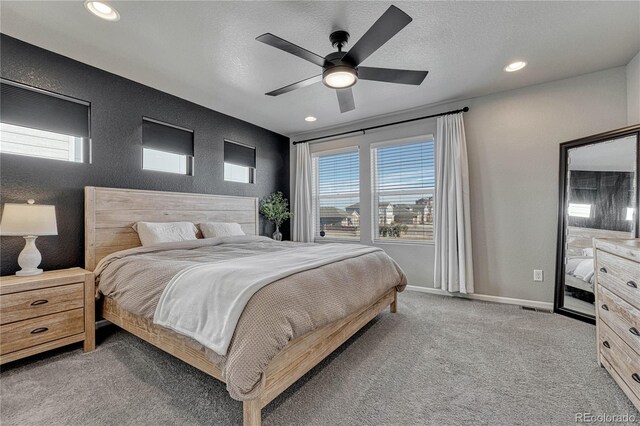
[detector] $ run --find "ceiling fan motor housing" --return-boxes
[329,30,350,50]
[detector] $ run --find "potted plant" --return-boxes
[260,191,293,241]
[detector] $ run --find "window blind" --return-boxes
[372,140,435,241]
[224,140,256,168]
[313,149,360,239]
[0,81,90,138]
[142,118,194,156]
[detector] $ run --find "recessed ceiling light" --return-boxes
[504,61,527,72]
[305,116,317,122]
[84,1,120,21]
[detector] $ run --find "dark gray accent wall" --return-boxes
[0,34,290,276]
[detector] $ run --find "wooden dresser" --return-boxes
[0,268,95,364]
[594,238,640,411]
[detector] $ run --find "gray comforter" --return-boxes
[95,236,407,400]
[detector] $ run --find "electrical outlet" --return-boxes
[533,269,544,282]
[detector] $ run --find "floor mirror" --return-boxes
[555,125,640,323]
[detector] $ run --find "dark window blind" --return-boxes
[0,81,89,138]
[142,118,194,156]
[224,140,256,168]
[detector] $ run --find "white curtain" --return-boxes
[292,143,315,242]
[434,113,474,293]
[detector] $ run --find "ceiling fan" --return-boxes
[256,5,428,114]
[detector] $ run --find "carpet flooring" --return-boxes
[1,292,638,425]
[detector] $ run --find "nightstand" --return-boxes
[0,267,95,364]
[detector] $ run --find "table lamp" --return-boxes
[0,199,58,276]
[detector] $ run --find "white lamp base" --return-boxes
[16,268,43,277]
[16,236,43,276]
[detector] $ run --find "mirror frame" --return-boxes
[555,124,640,323]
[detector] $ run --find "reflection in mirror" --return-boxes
[563,136,637,316]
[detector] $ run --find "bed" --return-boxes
[85,186,406,426]
[565,226,632,295]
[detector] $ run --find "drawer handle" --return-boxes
[602,340,610,349]
[599,267,608,273]
[627,281,638,289]
[630,327,640,336]
[30,327,49,334]
[633,373,640,384]
[601,304,609,311]
[30,299,49,306]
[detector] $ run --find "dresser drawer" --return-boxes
[599,321,640,400]
[597,250,640,309]
[0,308,84,355]
[597,286,640,355]
[0,283,84,325]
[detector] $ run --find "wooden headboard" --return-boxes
[84,186,259,271]
[566,226,632,257]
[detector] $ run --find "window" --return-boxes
[372,139,435,241]
[0,80,90,162]
[568,203,592,218]
[627,207,635,221]
[142,148,189,174]
[0,123,84,162]
[142,118,194,175]
[224,162,252,183]
[224,140,256,183]
[313,149,360,239]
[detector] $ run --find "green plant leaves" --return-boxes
[259,191,293,227]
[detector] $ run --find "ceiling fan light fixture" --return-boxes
[323,66,358,89]
[304,116,317,122]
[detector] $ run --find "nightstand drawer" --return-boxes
[597,250,640,309]
[0,283,84,325]
[0,308,84,355]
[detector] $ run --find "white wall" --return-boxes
[290,66,628,303]
[628,51,640,124]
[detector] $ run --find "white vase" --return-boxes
[272,225,282,241]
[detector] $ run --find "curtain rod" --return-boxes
[292,106,469,145]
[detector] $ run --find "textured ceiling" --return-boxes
[1,1,639,137]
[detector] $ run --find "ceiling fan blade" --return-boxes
[336,88,355,113]
[342,6,412,67]
[256,33,326,67]
[358,67,428,85]
[265,75,322,96]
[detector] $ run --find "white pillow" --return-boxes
[573,258,594,282]
[200,222,245,238]
[133,221,198,246]
[582,247,594,257]
[565,257,583,275]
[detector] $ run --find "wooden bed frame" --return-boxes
[564,226,633,294]
[85,186,397,426]
[566,226,632,258]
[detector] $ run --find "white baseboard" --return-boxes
[404,285,553,312]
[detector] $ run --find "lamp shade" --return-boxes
[0,202,58,236]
